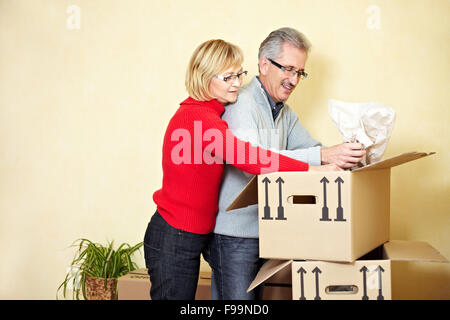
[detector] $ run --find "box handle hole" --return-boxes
[325,285,358,295]
[287,195,317,204]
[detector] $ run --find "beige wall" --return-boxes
[0,0,448,299]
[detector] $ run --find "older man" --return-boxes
[206,28,365,300]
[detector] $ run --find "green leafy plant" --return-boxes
[57,238,143,300]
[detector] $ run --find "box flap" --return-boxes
[352,152,435,172]
[199,271,211,280]
[383,240,448,263]
[128,268,148,275]
[226,176,258,211]
[247,259,293,293]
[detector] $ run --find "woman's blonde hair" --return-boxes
[185,39,243,101]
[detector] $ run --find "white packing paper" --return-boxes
[328,99,396,165]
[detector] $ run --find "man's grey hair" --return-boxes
[258,27,311,60]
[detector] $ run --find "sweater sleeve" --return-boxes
[286,107,323,165]
[222,98,321,166]
[202,112,309,174]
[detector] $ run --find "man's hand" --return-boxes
[320,142,366,169]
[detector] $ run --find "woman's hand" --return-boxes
[309,163,343,171]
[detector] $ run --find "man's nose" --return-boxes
[289,73,299,86]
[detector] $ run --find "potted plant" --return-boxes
[57,238,143,300]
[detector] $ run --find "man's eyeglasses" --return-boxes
[268,58,308,80]
[215,70,248,83]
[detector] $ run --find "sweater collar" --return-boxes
[181,97,225,116]
[255,77,284,120]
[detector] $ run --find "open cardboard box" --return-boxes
[248,240,448,300]
[227,152,435,262]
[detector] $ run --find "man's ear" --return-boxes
[258,57,269,76]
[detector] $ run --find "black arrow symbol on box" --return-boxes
[334,177,346,221]
[312,267,322,300]
[275,177,286,220]
[320,177,331,221]
[360,266,369,300]
[261,177,272,220]
[297,267,307,300]
[376,265,385,300]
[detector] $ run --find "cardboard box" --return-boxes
[228,152,435,262]
[262,262,292,300]
[117,269,150,300]
[117,269,211,300]
[248,240,448,300]
[117,268,292,300]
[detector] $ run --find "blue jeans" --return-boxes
[206,234,265,300]
[143,211,212,300]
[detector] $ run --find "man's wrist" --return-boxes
[320,148,327,164]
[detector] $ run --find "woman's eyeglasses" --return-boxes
[215,70,248,83]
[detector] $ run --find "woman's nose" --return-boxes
[231,78,242,88]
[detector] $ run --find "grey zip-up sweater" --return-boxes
[213,77,323,238]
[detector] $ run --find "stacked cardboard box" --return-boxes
[227,151,448,300]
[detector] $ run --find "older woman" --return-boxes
[143,39,338,300]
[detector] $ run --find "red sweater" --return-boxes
[153,97,309,234]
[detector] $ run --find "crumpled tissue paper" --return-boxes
[328,99,396,165]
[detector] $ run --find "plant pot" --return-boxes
[85,276,117,300]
